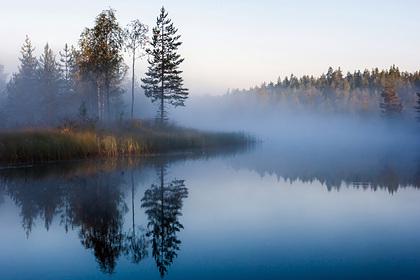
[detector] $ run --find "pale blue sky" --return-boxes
[0,0,419,95]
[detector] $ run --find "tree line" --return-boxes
[229,66,420,120]
[0,6,188,127]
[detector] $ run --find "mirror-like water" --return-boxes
[1,143,420,280]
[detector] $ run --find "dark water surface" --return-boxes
[1,142,420,280]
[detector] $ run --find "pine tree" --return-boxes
[124,20,149,119]
[38,43,61,123]
[7,36,40,124]
[59,43,76,95]
[142,7,188,123]
[0,64,7,126]
[380,75,403,118]
[0,64,7,95]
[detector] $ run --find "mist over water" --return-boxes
[1,2,420,279]
[1,147,420,279]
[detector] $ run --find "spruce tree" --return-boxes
[7,36,39,124]
[38,43,61,123]
[59,43,76,95]
[380,75,403,118]
[0,64,6,94]
[142,7,188,123]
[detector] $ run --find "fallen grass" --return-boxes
[0,120,253,164]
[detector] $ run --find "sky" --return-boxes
[0,0,419,95]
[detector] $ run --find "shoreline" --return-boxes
[0,123,254,167]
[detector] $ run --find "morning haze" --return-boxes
[0,1,420,280]
[0,0,419,95]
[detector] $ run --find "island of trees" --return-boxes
[0,7,250,164]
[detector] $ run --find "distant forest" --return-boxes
[229,66,420,119]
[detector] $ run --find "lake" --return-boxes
[1,140,420,280]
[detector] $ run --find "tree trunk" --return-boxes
[106,80,110,122]
[97,83,101,121]
[131,49,136,119]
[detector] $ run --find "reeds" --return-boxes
[0,122,252,164]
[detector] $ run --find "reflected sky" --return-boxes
[1,147,420,279]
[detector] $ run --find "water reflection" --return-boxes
[123,170,148,265]
[0,157,190,276]
[142,163,188,277]
[229,143,420,193]
[1,142,420,278]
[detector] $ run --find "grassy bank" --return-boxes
[0,121,253,164]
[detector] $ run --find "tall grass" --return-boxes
[0,121,253,164]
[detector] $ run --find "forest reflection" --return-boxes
[230,144,420,193]
[0,157,189,276]
[0,143,420,276]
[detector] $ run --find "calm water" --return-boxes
[1,142,420,280]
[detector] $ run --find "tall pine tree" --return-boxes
[59,43,76,95]
[142,7,188,123]
[7,36,40,124]
[380,75,403,118]
[38,43,61,123]
[0,64,6,95]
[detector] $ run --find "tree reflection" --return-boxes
[141,164,188,277]
[2,145,419,277]
[67,173,127,273]
[123,170,148,264]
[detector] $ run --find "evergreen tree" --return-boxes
[7,36,40,124]
[38,43,61,123]
[0,64,7,95]
[124,20,149,119]
[59,43,76,95]
[380,75,403,118]
[0,64,7,125]
[142,7,188,123]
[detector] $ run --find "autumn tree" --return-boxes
[78,9,126,121]
[380,75,403,118]
[142,7,188,123]
[124,20,149,119]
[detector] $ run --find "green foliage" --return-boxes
[380,76,403,118]
[6,36,40,123]
[77,8,127,121]
[232,65,420,117]
[142,7,188,122]
[38,44,62,121]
